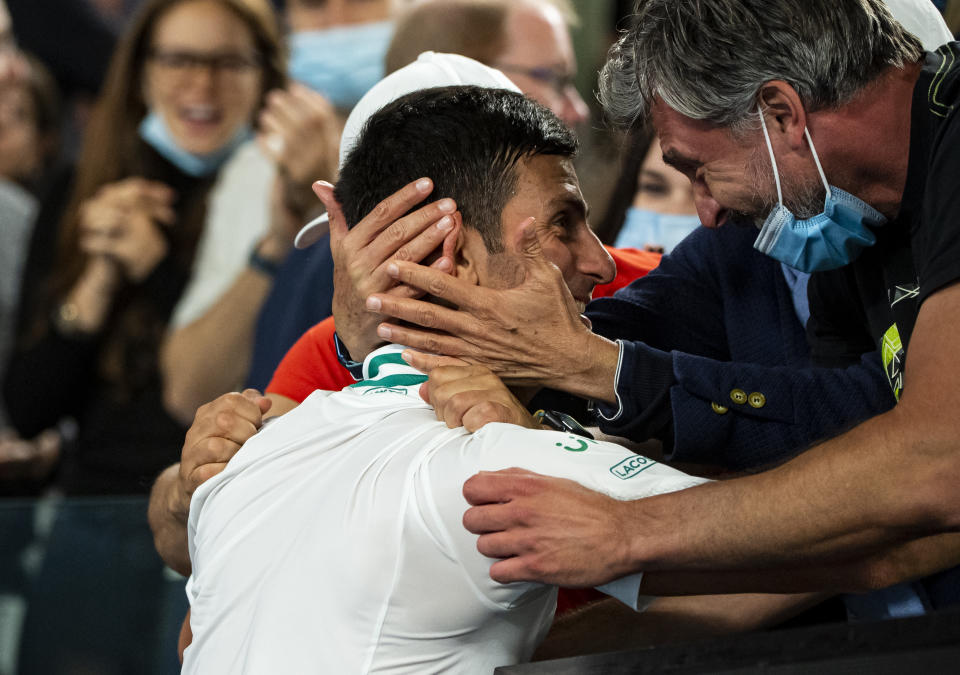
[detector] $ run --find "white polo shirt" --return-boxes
[183,345,708,674]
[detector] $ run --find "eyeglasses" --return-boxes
[147,49,261,79]
[494,63,577,96]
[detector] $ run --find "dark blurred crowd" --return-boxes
[0,0,639,499]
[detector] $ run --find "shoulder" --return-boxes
[597,246,662,298]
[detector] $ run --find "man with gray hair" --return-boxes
[367,0,960,598]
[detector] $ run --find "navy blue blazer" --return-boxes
[586,224,896,470]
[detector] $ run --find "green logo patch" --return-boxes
[553,435,597,452]
[609,455,657,480]
[881,323,904,401]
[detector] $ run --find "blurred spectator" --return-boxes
[6,0,284,494]
[0,54,60,192]
[0,1,63,491]
[0,58,62,488]
[5,0,116,100]
[87,0,146,29]
[287,0,394,112]
[6,0,119,160]
[4,1,284,671]
[246,0,589,390]
[388,0,588,127]
[158,0,391,422]
[0,9,61,675]
[595,128,699,253]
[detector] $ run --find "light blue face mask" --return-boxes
[614,207,701,253]
[288,21,393,110]
[138,111,251,178]
[753,106,885,273]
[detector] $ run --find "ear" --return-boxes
[758,81,807,152]
[452,225,481,287]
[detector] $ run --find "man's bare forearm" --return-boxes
[160,263,277,425]
[148,463,191,576]
[624,405,959,575]
[639,532,960,596]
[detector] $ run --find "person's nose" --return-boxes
[185,63,217,92]
[579,232,616,285]
[693,186,728,229]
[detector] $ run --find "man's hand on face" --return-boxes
[312,178,461,362]
[414,356,540,433]
[462,468,637,587]
[173,390,270,522]
[365,219,614,398]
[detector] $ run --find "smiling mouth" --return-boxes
[179,104,223,129]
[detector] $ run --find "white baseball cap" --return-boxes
[294,51,520,249]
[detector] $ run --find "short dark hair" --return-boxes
[334,85,577,253]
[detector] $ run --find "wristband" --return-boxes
[334,332,365,381]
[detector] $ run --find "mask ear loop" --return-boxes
[757,105,783,205]
[803,126,832,200]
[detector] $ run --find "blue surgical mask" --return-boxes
[138,111,251,177]
[753,106,885,273]
[614,207,701,253]
[288,21,393,110]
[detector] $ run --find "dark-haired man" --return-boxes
[181,82,706,673]
[243,0,592,392]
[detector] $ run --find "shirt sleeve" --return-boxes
[266,317,354,401]
[595,246,662,299]
[586,229,729,447]
[421,423,708,611]
[169,143,273,329]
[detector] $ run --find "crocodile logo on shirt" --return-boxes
[553,435,596,452]
[881,323,904,401]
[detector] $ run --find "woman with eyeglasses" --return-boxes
[4,0,284,669]
[7,0,284,494]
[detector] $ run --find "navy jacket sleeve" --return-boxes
[245,239,335,390]
[585,225,895,470]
